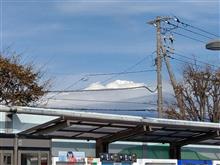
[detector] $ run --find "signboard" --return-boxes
[99,153,137,163]
[58,151,85,163]
[178,160,212,165]
[213,161,220,165]
[137,159,177,165]
[87,157,101,165]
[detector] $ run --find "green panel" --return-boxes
[148,146,169,159]
[182,150,200,160]
[120,145,169,159]
[120,145,220,160]
[197,153,212,160]
[119,146,143,158]
[182,149,216,160]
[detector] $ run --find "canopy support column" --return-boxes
[96,140,109,158]
[169,144,181,159]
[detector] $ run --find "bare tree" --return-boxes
[0,53,50,106]
[165,65,220,122]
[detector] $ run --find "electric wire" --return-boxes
[161,16,219,43]
[57,69,155,91]
[85,69,156,77]
[165,21,214,40]
[48,85,157,93]
[160,26,207,43]
[46,82,157,102]
[165,46,220,68]
[47,52,156,99]
[187,24,220,38]
[172,31,207,43]
[168,55,205,67]
[100,51,156,84]
[162,17,220,68]
[173,17,220,38]
[173,51,219,69]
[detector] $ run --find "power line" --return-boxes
[161,16,219,43]
[86,69,156,77]
[47,52,156,99]
[162,19,220,67]
[53,69,155,92]
[173,16,220,38]
[100,51,156,84]
[165,21,214,40]
[167,52,220,78]
[62,78,87,92]
[188,24,220,38]
[47,70,154,99]
[173,51,219,68]
[165,46,220,68]
[48,85,157,93]
[172,31,207,43]
[50,69,156,76]
[44,86,157,107]
[168,55,206,67]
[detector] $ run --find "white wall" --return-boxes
[12,114,58,133]
[0,112,6,133]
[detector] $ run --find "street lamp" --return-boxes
[206,40,220,50]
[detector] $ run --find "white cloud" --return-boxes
[85,80,145,90]
[84,82,105,90]
[38,79,175,117]
[85,80,174,94]
[162,80,174,94]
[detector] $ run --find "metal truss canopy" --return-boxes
[19,115,220,146]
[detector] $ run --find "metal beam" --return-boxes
[20,117,63,134]
[58,129,111,135]
[1,105,220,130]
[68,121,136,129]
[34,121,70,135]
[144,118,220,130]
[98,125,152,143]
[175,130,220,146]
[160,127,211,134]
[68,125,105,137]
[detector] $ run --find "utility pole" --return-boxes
[148,16,185,118]
[148,16,169,118]
[162,48,185,117]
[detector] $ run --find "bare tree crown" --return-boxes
[165,65,220,122]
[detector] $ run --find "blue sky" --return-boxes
[1,0,220,91]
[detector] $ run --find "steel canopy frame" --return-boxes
[0,105,220,159]
[18,115,220,145]
[18,116,219,158]
[0,105,219,129]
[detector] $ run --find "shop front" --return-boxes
[0,136,51,165]
[0,150,13,165]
